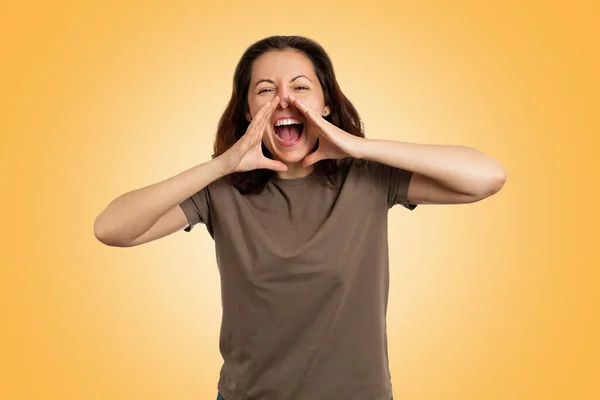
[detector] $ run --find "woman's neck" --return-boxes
[276,162,315,179]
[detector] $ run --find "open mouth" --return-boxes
[273,122,304,146]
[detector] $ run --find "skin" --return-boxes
[245,49,330,179]
[244,49,507,203]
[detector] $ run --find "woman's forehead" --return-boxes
[251,50,316,81]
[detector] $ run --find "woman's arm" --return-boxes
[286,94,506,205]
[94,97,286,247]
[358,139,507,205]
[93,156,232,247]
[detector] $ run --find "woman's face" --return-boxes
[246,49,329,165]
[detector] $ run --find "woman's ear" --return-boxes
[245,111,252,122]
[323,106,330,117]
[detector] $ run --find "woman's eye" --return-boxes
[258,86,308,94]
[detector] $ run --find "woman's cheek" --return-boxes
[249,97,268,116]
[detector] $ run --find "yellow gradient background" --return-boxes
[2,1,598,399]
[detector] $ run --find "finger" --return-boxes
[256,96,279,132]
[289,94,322,123]
[254,98,280,146]
[290,96,330,137]
[260,96,280,134]
[251,96,276,126]
[250,96,279,142]
[247,102,269,142]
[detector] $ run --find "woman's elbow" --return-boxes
[475,167,507,200]
[93,216,127,247]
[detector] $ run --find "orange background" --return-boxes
[1,1,598,399]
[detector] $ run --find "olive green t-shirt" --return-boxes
[179,158,417,400]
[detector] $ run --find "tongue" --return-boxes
[275,124,302,144]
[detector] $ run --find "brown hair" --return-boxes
[213,35,365,194]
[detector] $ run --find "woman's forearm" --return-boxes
[93,156,232,246]
[357,138,506,196]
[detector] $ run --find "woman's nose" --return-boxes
[276,89,290,108]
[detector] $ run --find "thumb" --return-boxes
[261,157,288,172]
[301,150,326,168]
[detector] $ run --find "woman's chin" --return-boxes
[275,151,308,165]
[266,135,317,166]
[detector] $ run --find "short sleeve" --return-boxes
[178,186,213,234]
[362,159,418,210]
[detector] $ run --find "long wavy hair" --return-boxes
[213,35,365,194]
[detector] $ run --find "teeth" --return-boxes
[273,118,304,143]
[274,118,302,127]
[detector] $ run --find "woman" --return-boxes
[94,35,506,400]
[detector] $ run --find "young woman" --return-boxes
[94,35,506,400]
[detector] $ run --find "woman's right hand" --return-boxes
[222,96,288,173]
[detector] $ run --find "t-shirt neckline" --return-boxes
[272,169,317,186]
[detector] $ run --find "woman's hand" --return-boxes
[222,96,288,173]
[288,94,364,168]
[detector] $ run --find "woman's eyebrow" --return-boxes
[254,75,312,88]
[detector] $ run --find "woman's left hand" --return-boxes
[289,94,364,168]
